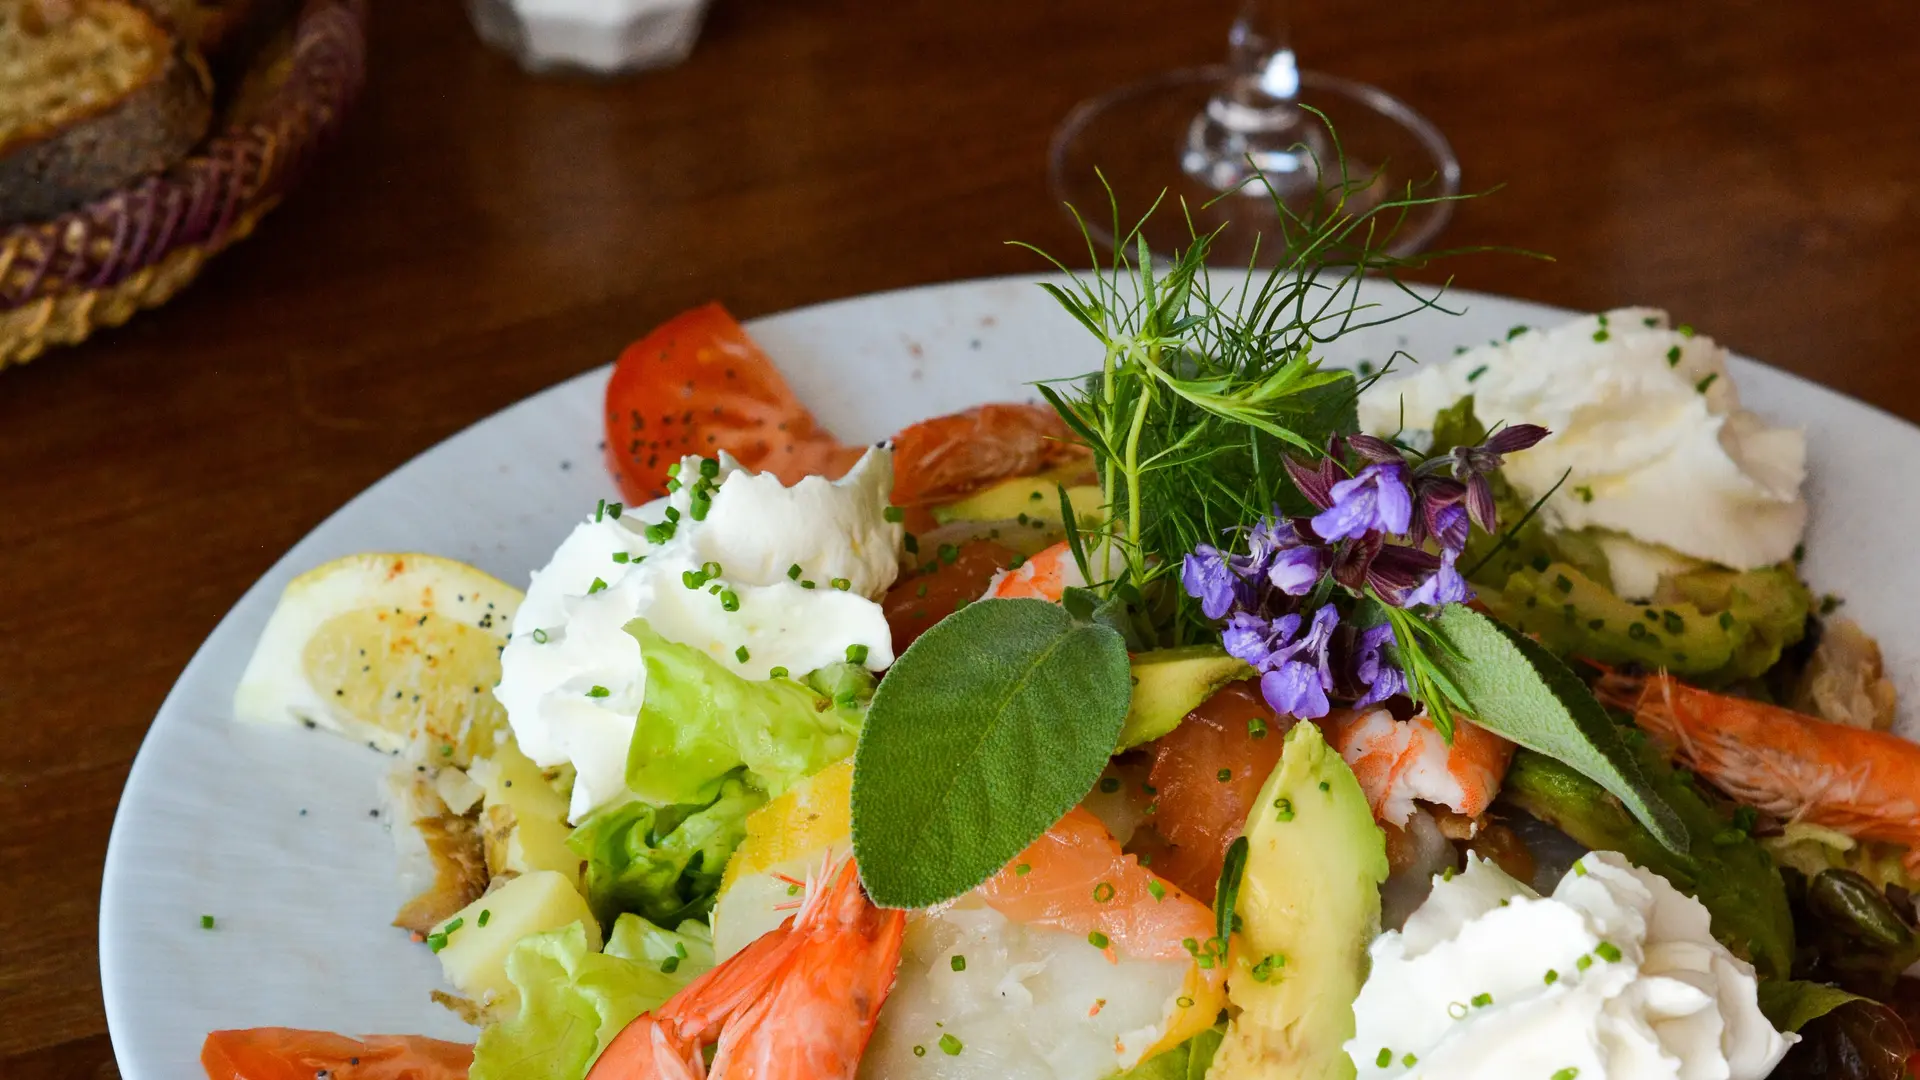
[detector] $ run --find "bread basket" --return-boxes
[0,0,368,371]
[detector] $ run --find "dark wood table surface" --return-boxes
[4,0,1917,1074]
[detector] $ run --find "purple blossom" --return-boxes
[1351,623,1408,709]
[1404,547,1472,608]
[1223,610,1285,668]
[1312,461,1413,542]
[1422,423,1551,534]
[1248,517,1326,595]
[1182,545,1251,620]
[1256,604,1341,719]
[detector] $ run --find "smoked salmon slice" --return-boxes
[978,807,1217,967]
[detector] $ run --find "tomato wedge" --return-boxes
[604,304,1091,510]
[604,302,863,504]
[201,1028,472,1080]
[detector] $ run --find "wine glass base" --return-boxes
[1049,67,1461,266]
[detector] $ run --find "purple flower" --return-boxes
[1427,502,1470,555]
[1254,604,1340,720]
[1223,610,1286,668]
[1247,517,1327,596]
[1283,451,1344,511]
[1404,547,1472,608]
[1312,461,1413,542]
[1182,545,1251,620]
[1426,423,1551,534]
[1351,624,1408,709]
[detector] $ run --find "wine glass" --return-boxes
[1048,0,1460,264]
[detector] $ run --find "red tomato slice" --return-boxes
[202,1028,472,1080]
[604,302,863,505]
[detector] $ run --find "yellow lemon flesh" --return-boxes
[234,553,522,764]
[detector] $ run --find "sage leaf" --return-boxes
[1431,604,1686,852]
[1756,980,1862,1033]
[852,598,1132,908]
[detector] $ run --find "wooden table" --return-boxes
[3,0,1915,1073]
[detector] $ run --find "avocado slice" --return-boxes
[930,471,1105,529]
[1118,646,1256,750]
[1212,722,1388,1080]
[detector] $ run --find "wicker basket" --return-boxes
[0,0,368,371]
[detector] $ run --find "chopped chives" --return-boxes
[735,646,750,663]
[769,666,789,679]
[787,563,803,579]
[884,506,905,522]
[587,685,610,698]
[831,577,852,591]
[660,955,680,973]
[200,914,215,930]
[1087,930,1109,949]
[531,628,549,643]
[587,577,608,594]
[1594,941,1622,962]
[719,589,740,611]
[1471,992,1493,1007]
[846,643,870,664]
[1099,777,1120,793]
[612,551,630,564]
[477,909,491,928]
[1376,1048,1393,1068]
[1147,880,1166,901]
[1093,882,1115,903]
[938,1034,963,1056]
[950,955,967,972]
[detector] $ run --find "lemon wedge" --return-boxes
[233,553,522,763]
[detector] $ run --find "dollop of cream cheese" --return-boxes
[1357,309,1807,584]
[494,448,902,821]
[1346,852,1794,1080]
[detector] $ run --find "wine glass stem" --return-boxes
[1227,0,1300,110]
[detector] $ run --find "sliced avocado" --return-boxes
[931,473,1105,529]
[1483,559,1808,685]
[1212,723,1388,1080]
[1118,646,1256,750]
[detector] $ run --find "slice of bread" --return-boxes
[0,0,214,224]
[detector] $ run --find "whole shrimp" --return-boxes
[1598,671,1920,871]
[588,857,906,1079]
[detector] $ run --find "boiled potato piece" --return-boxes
[471,739,580,885]
[433,870,598,1011]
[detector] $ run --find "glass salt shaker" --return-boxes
[467,0,710,75]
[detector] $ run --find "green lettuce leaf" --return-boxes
[1114,1025,1225,1079]
[469,916,711,1080]
[569,773,765,927]
[623,620,869,806]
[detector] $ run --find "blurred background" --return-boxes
[2,0,1918,1075]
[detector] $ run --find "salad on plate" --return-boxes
[197,199,1920,1080]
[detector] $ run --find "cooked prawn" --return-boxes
[980,540,1085,602]
[588,857,905,1079]
[889,403,1092,507]
[1598,671,1920,871]
[1315,708,1515,827]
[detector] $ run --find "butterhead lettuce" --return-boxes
[623,619,869,805]
[469,915,713,1080]
[569,773,765,927]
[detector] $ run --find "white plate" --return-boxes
[100,274,1920,1077]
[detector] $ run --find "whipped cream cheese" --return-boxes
[1346,852,1793,1080]
[1358,309,1807,589]
[494,448,902,820]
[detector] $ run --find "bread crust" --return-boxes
[0,9,215,225]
